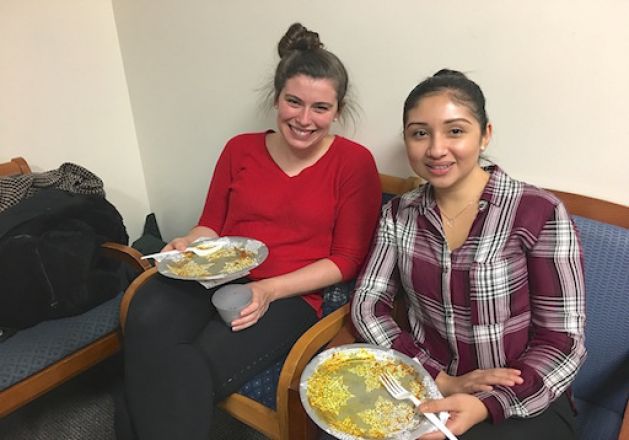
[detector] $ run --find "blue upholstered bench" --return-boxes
[0,294,123,393]
[571,216,629,440]
[0,250,148,418]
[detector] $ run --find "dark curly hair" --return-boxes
[272,23,349,112]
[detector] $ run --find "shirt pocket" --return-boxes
[468,258,513,326]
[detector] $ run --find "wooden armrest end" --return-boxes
[101,242,151,273]
[0,157,31,176]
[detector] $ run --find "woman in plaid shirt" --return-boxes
[351,69,586,439]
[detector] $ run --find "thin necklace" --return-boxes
[439,199,478,228]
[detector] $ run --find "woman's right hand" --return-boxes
[436,368,523,396]
[417,394,488,439]
[161,236,194,252]
[160,226,219,252]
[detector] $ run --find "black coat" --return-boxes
[0,189,128,330]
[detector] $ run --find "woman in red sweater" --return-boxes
[116,23,381,440]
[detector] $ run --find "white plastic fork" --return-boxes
[141,245,223,260]
[380,372,459,440]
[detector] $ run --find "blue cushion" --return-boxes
[238,358,283,409]
[575,398,622,440]
[0,293,122,391]
[571,216,629,439]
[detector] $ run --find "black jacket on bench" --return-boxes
[0,188,128,331]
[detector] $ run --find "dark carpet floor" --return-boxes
[0,354,269,440]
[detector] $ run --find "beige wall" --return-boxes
[113,0,628,240]
[2,1,627,243]
[0,0,149,240]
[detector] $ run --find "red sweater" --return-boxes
[198,132,381,315]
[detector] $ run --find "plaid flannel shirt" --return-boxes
[351,166,586,423]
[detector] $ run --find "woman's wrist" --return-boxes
[470,395,490,423]
[436,371,453,396]
[255,278,281,302]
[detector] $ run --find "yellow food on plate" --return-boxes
[307,371,353,418]
[357,396,415,438]
[305,348,426,439]
[166,246,256,278]
[222,248,256,274]
[167,258,214,278]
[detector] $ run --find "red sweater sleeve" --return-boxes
[197,137,235,231]
[328,149,381,280]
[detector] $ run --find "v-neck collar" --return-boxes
[263,130,338,179]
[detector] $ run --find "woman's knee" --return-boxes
[126,277,207,335]
[126,283,170,332]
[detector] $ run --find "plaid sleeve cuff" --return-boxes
[477,393,506,424]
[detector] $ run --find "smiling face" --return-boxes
[275,74,339,152]
[404,92,492,194]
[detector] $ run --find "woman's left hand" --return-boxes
[230,280,275,331]
[417,394,488,439]
[436,368,523,396]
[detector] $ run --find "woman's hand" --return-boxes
[230,280,276,332]
[229,259,342,331]
[436,368,523,396]
[161,226,218,252]
[417,394,488,439]
[162,236,193,252]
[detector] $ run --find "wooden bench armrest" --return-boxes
[327,317,358,349]
[274,303,349,419]
[272,303,352,438]
[0,156,31,176]
[100,242,151,273]
[548,189,629,229]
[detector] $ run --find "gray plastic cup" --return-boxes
[211,284,253,325]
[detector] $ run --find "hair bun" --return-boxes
[433,68,467,79]
[278,23,323,58]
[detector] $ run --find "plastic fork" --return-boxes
[380,372,459,440]
[141,244,223,260]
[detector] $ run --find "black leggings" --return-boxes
[119,275,318,440]
[460,392,577,440]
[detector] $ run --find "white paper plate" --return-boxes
[156,236,268,281]
[300,343,448,440]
